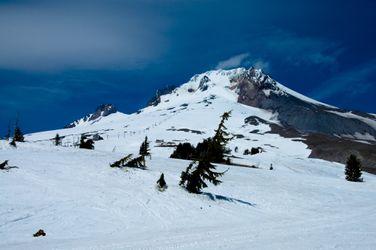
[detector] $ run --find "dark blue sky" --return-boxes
[0,0,375,133]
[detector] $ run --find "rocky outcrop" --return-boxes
[147,85,177,106]
[233,68,376,141]
[64,104,117,128]
[198,75,210,91]
[233,68,376,173]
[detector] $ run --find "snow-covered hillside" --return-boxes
[24,69,296,157]
[1,142,376,249]
[1,67,376,249]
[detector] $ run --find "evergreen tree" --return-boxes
[208,111,232,163]
[170,112,232,163]
[345,154,362,182]
[79,135,94,150]
[13,123,24,142]
[195,138,221,163]
[54,134,62,146]
[110,154,133,168]
[179,162,193,187]
[170,142,196,160]
[156,173,168,191]
[251,147,260,155]
[139,136,151,158]
[179,160,225,194]
[125,155,146,169]
[213,111,232,145]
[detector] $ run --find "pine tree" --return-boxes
[170,112,232,163]
[213,111,232,144]
[156,173,168,191]
[125,155,146,169]
[170,142,196,160]
[345,154,362,182]
[179,163,193,187]
[179,160,225,194]
[79,135,94,150]
[54,134,62,146]
[13,121,24,142]
[139,136,151,158]
[210,111,232,162]
[110,154,133,168]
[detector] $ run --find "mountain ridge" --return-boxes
[29,67,376,173]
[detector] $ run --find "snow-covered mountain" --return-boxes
[2,67,376,249]
[64,104,118,128]
[28,67,376,173]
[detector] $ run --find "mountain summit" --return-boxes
[30,67,376,173]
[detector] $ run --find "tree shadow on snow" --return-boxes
[201,192,255,207]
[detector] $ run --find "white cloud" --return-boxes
[215,53,250,69]
[252,59,270,71]
[215,53,271,71]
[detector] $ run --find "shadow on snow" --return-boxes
[202,192,255,206]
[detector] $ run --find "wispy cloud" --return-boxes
[215,53,271,71]
[311,60,376,100]
[251,59,270,71]
[215,53,250,69]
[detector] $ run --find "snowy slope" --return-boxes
[1,142,376,249]
[25,74,309,160]
[1,67,376,249]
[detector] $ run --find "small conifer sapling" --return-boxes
[156,173,168,191]
[345,154,362,182]
[54,134,62,146]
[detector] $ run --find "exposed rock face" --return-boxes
[90,104,117,121]
[64,104,117,128]
[233,68,376,140]
[304,133,376,174]
[244,116,271,126]
[147,85,177,106]
[198,75,210,91]
[234,68,376,173]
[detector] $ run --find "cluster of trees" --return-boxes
[110,112,231,194]
[110,136,168,192]
[171,111,232,164]
[5,109,364,197]
[177,111,232,193]
[79,135,95,150]
[110,136,150,169]
[4,119,25,147]
[243,147,262,155]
